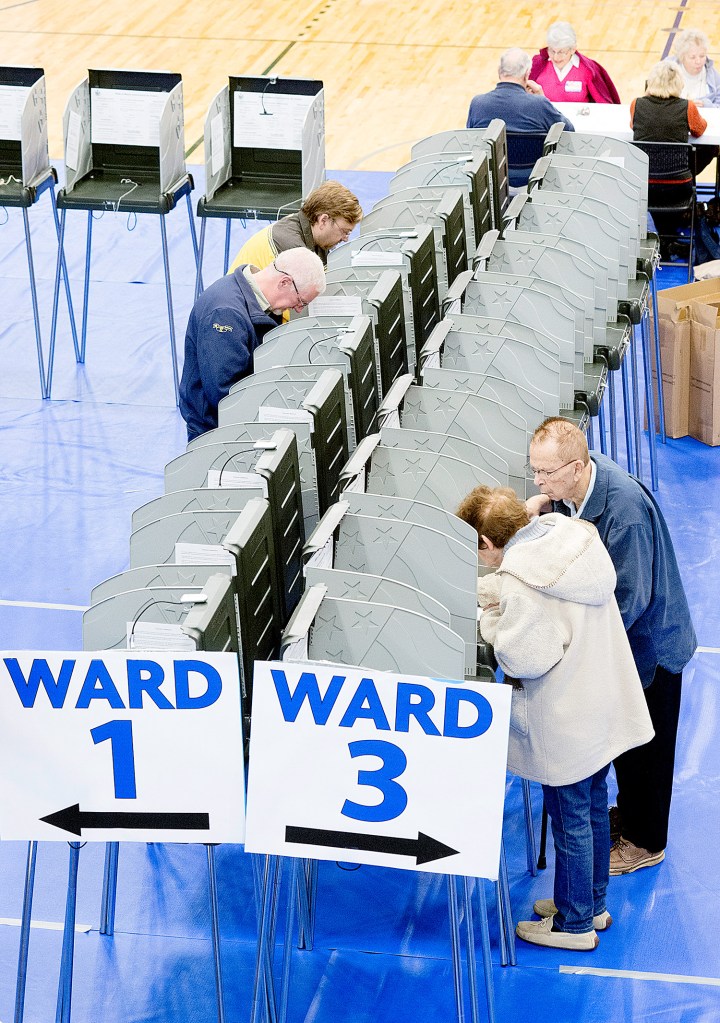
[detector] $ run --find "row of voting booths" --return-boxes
[7,81,668,1022]
[0,65,324,403]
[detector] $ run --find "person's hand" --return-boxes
[696,99,705,107]
[525,493,552,517]
[525,80,544,95]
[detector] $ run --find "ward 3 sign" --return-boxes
[245,662,511,880]
[0,652,245,842]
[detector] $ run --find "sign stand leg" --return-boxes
[493,880,508,968]
[251,855,280,1023]
[608,371,619,463]
[195,218,207,301]
[474,879,496,1023]
[520,779,537,877]
[640,311,659,491]
[14,841,38,1023]
[620,352,635,474]
[159,214,180,405]
[99,842,119,935]
[206,845,226,1023]
[55,842,82,1023]
[447,874,466,1023]
[497,841,516,967]
[461,877,480,1023]
[278,858,298,1023]
[294,859,313,950]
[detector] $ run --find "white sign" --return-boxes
[90,88,168,147]
[0,651,245,842]
[308,295,363,318]
[0,85,28,141]
[233,89,314,151]
[245,662,511,879]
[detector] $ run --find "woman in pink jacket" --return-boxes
[530,22,621,104]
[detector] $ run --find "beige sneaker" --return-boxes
[516,915,599,951]
[533,898,612,931]
[610,838,665,875]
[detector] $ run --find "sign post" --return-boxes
[245,661,512,1023]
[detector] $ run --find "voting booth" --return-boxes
[195,75,325,286]
[0,65,77,398]
[47,68,198,403]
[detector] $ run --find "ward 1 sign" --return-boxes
[245,662,512,879]
[0,652,246,843]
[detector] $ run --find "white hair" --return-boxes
[273,247,327,295]
[546,22,577,50]
[499,48,532,79]
[674,28,710,60]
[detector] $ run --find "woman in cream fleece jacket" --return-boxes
[457,486,654,952]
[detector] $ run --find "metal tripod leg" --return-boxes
[14,841,38,1023]
[447,874,466,1023]
[649,274,667,443]
[474,880,496,1023]
[55,842,82,1023]
[159,215,181,405]
[461,878,480,1023]
[21,208,49,398]
[99,842,119,935]
[640,311,659,491]
[498,841,516,966]
[206,845,226,1023]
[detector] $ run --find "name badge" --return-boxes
[565,80,583,93]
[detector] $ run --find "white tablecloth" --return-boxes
[553,103,720,146]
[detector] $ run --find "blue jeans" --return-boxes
[542,764,611,934]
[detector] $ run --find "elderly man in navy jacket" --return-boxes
[179,247,326,441]
[466,48,575,186]
[526,418,696,876]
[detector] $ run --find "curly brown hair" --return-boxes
[456,486,530,548]
[301,181,363,225]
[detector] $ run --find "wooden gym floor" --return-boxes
[2,0,720,171]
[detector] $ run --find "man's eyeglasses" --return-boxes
[331,218,353,241]
[525,458,577,480]
[273,260,309,308]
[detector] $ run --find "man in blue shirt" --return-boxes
[466,48,575,186]
[527,418,697,875]
[179,247,326,441]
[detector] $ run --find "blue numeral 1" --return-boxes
[90,720,138,799]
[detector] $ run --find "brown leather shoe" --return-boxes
[610,838,665,875]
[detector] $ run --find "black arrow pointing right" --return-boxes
[285,825,459,865]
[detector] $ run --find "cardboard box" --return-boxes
[655,280,720,445]
[649,290,691,439]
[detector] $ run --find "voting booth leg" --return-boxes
[520,779,537,878]
[597,401,608,456]
[159,215,181,405]
[186,194,202,288]
[586,416,595,455]
[55,842,82,1023]
[195,217,207,301]
[21,208,49,398]
[49,190,80,363]
[224,221,232,276]
[649,277,667,443]
[640,312,659,492]
[630,329,644,482]
[620,353,636,475]
[206,845,227,1023]
[99,842,119,935]
[607,371,619,464]
[14,841,38,1023]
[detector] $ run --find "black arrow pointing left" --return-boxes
[40,804,210,837]
[285,825,459,865]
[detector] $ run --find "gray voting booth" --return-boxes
[0,66,77,399]
[362,188,468,301]
[309,273,408,399]
[388,150,493,254]
[328,224,440,373]
[281,583,466,679]
[253,316,380,448]
[302,501,478,674]
[49,68,197,403]
[195,75,324,286]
